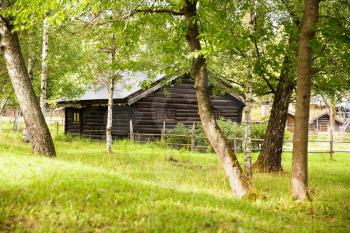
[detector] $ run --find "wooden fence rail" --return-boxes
[132,132,350,156]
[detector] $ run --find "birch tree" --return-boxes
[40,16,49,114]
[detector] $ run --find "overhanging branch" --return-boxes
[127,8,185,19]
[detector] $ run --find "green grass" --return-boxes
[0,131,349,232]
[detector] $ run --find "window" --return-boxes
[73,112,80,122]
[166,108,176,120]
[156,108,176,121]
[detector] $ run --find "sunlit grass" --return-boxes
[0,131,349,232]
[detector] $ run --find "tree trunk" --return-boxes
[329,99,335,160]
[23,32,35,143]
[254,34,297,172]
[27,49,35,81]
[40,17,49,114]
[0,17,56,156]
[292,0,319,200]
[106,33,117,154]
[106,76,115,154]
[244,76,253,179]
[184,0,251,198]
[0,96,9,116]
[12,107,20,132]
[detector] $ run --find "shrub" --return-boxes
[165,123,192,148]
[165,119,289,152]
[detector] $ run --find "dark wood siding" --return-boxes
[65,106,131,138]
[132,77,243,134]
[65,108,82,136]
[309,114,342,132]
[65,77,244,138]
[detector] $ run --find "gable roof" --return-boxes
[287,109,346,124]
[57,71,244,106]
[57,71,167,104]
[309,110,346,124]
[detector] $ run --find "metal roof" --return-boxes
[56,71,166,103]
[56,71,244,106]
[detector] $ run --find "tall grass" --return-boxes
[0,130,349,232]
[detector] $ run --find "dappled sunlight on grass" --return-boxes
[0,132,349,232]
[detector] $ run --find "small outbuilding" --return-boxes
[287,109,346,133]
[57,72,244,139]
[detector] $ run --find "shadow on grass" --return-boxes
[1,154,348,233]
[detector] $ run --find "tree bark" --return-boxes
[27,50,35,81]
[12,107,20,132]
[329,99,335,160]
[254,34,297,172]
[184,0,251,198]
[23,32,35,143]
[40,17,49,114]
[0,17,56,156]
[0,96,9,116]
[292,0,319,200]
[244,75,253,179]
[106,76,115,154]
[243,1,256,179]
[106,34,117,154]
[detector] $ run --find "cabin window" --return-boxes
[166,108,176,120]
[73,112,80,122]
[156,108,176,121]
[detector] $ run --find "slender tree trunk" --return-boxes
[106,34,117,154]
[254,34,297,172]
[244,76,253,179]
[184,0,251,198]
[27,50,35,81]
[329,99,335,160]
[40,17,49,114]
[23,33,35,143]
[292,0,319,200]
[106,76,115,154]
[12,107,20,132]
[0,17,56,156]
[0,96,9,116]
[243,1,256,179]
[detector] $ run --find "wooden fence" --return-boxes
[131,132,350,157]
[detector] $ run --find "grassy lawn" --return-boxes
[0,131,349,232]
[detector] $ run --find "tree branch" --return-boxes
[254,39,276,94]
[127,8,185,19]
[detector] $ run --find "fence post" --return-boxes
[161,121,166,141]
[191,122,196,151]
[330,138,334,160]
[129,119,134,142]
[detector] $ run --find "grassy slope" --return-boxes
[0,132,349,232]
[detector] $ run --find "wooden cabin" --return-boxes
[287,110,346,133]
[57,72,244,139]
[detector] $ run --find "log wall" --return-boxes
[65,77,244,138]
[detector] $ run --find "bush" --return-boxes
[165,123,192,147]
[165,119,290,152]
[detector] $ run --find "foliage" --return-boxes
[0,131,349,232]
[54,132,74,142]
[165,119,280,151]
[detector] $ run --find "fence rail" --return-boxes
[2,116,350,156]
[132,132,350,156]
